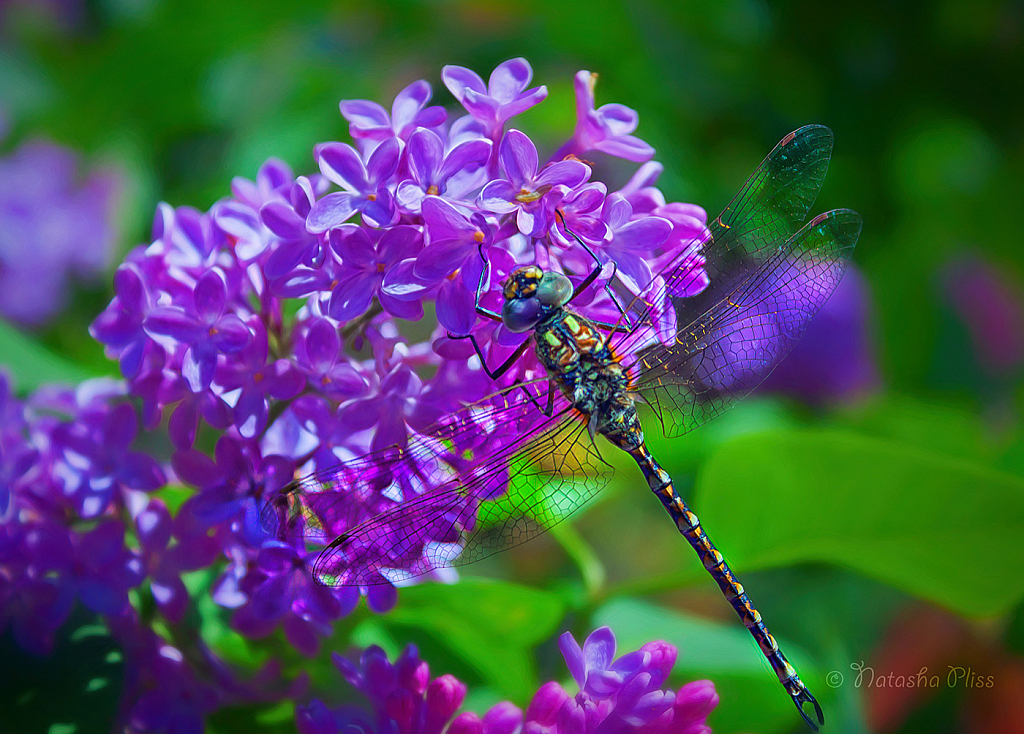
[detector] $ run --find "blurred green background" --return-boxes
[3,0,1024,733]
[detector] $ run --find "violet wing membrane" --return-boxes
[262,124,862,731]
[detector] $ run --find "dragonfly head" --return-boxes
[500,266,572,333]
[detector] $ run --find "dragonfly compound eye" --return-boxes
[501,296,543,333]
[502,265,544,300]
[536,271,572,307]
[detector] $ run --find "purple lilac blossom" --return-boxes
[303,628,718,734]
[0,139,120,325]
[4,61,709,694]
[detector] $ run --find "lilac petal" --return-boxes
[264,241,309,280]
[304,319,341,373]
[113,265,145,312]
[328,272,377,322]
[488,58,532,102]
[603,194,633,230]
[436,279,476,335]
[329,225,375,268]
[498,86,547,121]
[120,452,166,491]
[360,189,396,228]
[396,181,427,211]
[211,314,252,352]
[407,128,445,184]
[583,626,616,670]
[559,632,587,689]
[392,80,432,128]
[318,143,369,191]
[200,390,231,429]
[182,342,217,392]
[325,362,367,396]
[340,99,391,138]
[306,192,359,233]
[534,159,590,189]
[145,307,202,342]
[378,291,424,321]
[267,360,305,400]
[152,577,189,623]
[365,581,397,613]
[438,138,492,183]
[381,258,431,300]
[118,340,146,381]
[251,573,293,621]
[169,399,198,449]
[422,195,475,237]
[194,270,227,321]
[415,239,474,280]
[482,703,523,734]
[460,88,500,123]
[171,448,220,487]
[614,216,673,251]
[137,501,172,550]
[517,206,543,237]
[555,697,586,734]
[442,65,487,102]
[105,403,138,450]
[613,252,654,295]
[235,389,268,438]
[261,201,305,239]
[413,105,447,130]
[378,225,423,264]
[499,130,538,186]
[365,137,401,184]
[477,180,519,214]
[595,135,655,162]
[373,404,408,452]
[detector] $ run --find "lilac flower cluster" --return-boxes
[300,627,718,734]
[2,59,712,728]
[0,138,120,324]
[85,59,705,618]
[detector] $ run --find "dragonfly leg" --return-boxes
[472,242,503,323]
[450,330,532,381]
[555,210,632,334]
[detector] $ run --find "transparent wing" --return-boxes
[611,124,835,339]
[261,375,614,586]
[628,209,862,437]
[312,414,612,586]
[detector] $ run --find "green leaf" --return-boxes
[0,318,96,391]
[695,429,1024,617]
[594,597,824,734]
[378,578,566,701]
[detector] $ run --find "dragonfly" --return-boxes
[264,124,861,731]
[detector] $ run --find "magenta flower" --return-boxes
[302,629,719,734]
[443,58,547,140]
[307,138,401,232]
[340,79,447,146]
[396,127,492,213]
[327,224,426,322]
[144,269,253,392]
[479,129,590,236]
[553,70,655,163]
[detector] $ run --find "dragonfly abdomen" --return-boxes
[626,441,822,727]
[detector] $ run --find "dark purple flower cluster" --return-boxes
[301,627,718,734]
[3,59,712,728]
